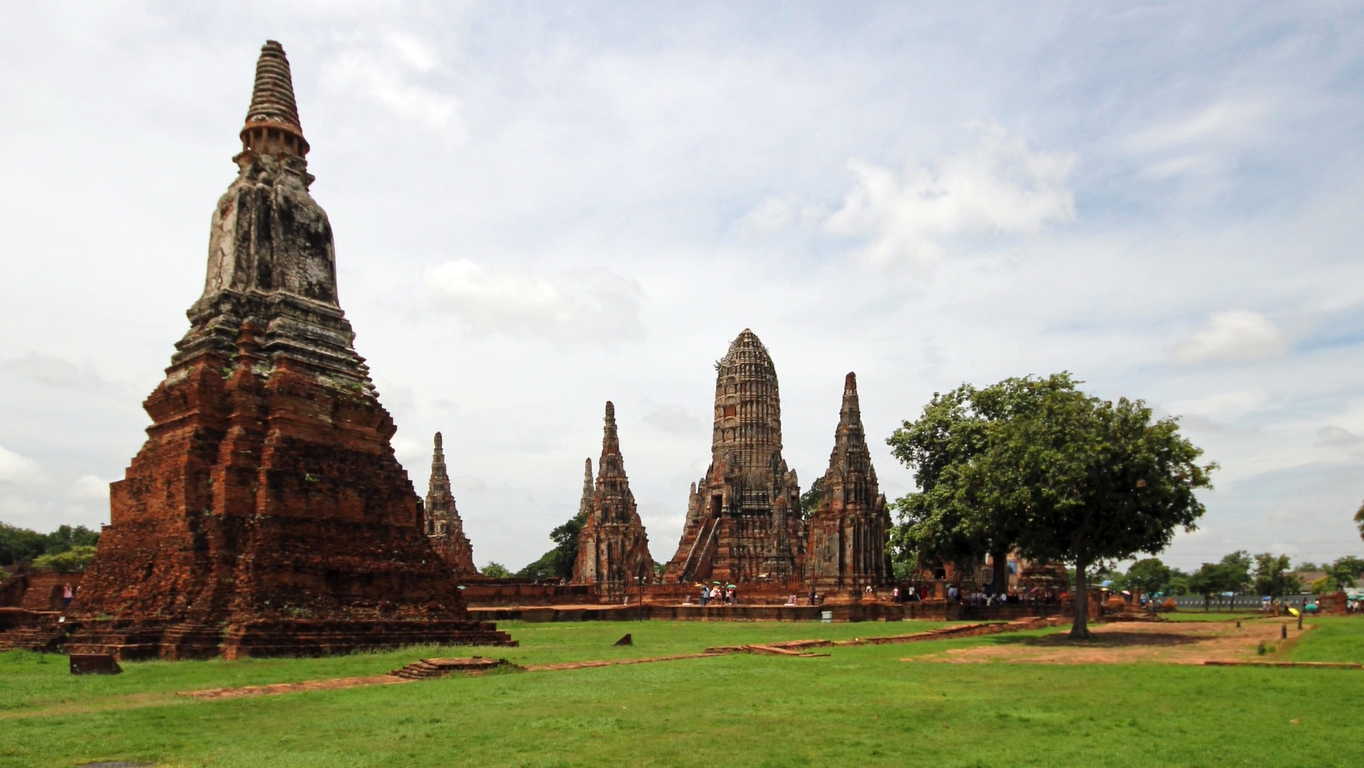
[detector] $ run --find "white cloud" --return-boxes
[822,125,1076,266]
[1315,426,1360,448]
[0,444,42,486]
[1168,390,1270,422]
[1133,101,1271,153]
[643,405,703,434]
[741,196,795,231]
[70,474,110,502]
[1174,310,1289,364]
[0,352,114,392]
[425,260,644,342]
[1131,100,1273,181]
[323,35,462,133]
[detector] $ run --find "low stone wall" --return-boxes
[458,581,598,607]
[470,603,947,623]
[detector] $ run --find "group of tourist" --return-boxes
[698,584,737,606]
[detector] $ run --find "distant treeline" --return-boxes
[0,522,101,567]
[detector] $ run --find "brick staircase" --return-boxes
[0,621,70,652]
[389,656,512,680]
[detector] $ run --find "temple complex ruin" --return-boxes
[572,402,654,599]
[424,432,478,576]
[663,330,805,585]
[805,373,892,593]
[67,41,511,659]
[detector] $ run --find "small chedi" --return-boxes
[805,373,892,593]
[664,329,805,584]
[424,432,478,576]
[68,41,510,659]
[572,402,654,600]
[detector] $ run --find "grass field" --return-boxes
[1,617,1361,767]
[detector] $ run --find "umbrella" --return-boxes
[727,584,737,589]
[1121,590,1131,596]
[693,583,703,587]
[1288,607,1301,616]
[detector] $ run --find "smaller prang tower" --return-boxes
[572,402,654,600]
[805,373,892,593]
[424,432,478,576]
[663,330,804,585]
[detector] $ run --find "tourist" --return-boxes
[809,586,817,606]
[907,586,917,602]
[892,586,901,604]
[62,583,73,610]
[699,585,709,606]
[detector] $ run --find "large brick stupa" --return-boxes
[69,41,512,659]
[663,330,805,584]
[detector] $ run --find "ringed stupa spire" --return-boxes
[240,40,308,157]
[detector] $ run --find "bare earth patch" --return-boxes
[906,618,1308,665]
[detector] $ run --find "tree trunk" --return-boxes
[990,547,1009,598]
[1070,557,1090,638]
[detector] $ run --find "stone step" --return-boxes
[389,656,511,679]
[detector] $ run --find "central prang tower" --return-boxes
[663,329,804,584]
[68,41,511,659]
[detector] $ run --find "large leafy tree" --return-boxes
[887,382,1029,596]
[891,373,1215,637]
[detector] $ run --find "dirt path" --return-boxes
[905,618,1308,665]
[180,674,413,700]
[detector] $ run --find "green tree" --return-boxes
[1188,563,1227,611]
[976,374,1212,636]
[1355,500,1364,542]
[1187,557,1248,611]
[799,477,824,521]
[1125,558,1173,596]
[887,382,1029,597]
[480,562,512,579]
[1318,556,1364,592]
[1166,575,1190,596]
[1253,553,1299,598]
[1218,550,1252,593]
[0,523,101,566]
[31,546,97,573]
[516,511,587,581]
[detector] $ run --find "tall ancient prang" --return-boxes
[68,41,511,659]
[805,373,892,593]
[663,330,804,584]
[572,402,654,599]
[424,432,478,576]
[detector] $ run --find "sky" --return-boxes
[2,1,1364,573]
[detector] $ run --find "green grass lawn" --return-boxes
[1,617,1361,768]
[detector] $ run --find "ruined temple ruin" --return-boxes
[805,373,892,593]
[572,402,654,599]
[663,330,804,585]
[68,41,511,659]
[424,432,478,576]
